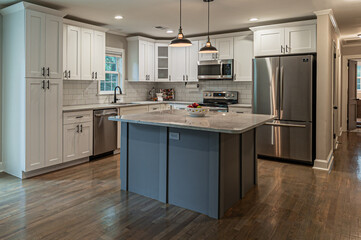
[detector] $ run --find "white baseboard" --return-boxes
[0,162,3,172]
[313,150,334,172]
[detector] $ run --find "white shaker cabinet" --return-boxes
[155,43,170,82]
[63,25,81,80]
[186,41,199,82]
[251,20,316,57]
[284,25,316,54]
[26,10,63,79]
[127,37,155,81]
[93,30,106,80]
[169,47,187,82]
[63,111,93,163]
[80,28,94,80]
[234,35,253,82]
[26,78,63,171]
[199,37,234,60]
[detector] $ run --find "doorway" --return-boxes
[347,59,361,131]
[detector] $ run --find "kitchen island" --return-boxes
[109,110,274,219]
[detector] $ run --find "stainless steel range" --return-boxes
[200,91,238,112]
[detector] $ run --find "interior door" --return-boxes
[26,79,45,171]
[45,14,63,79]
[348,60,358,131]
[45,79,63,167]
[81,28,94,80]
[66,25,81,80]
[26,10,46,78]
[280,55,313,122]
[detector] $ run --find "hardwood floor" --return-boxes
[1,132,361,239]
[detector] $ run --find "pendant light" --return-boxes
[199,0,218,53]
[169,0,192,47]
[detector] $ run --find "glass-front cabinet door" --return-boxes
[155,43,169,82]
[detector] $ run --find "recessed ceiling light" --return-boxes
[358,34,361,38]
[249,18,259,22]
[166,30,174,34]
[114,15,123,20]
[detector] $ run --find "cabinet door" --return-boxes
[254,28,284,56]
[234,35,253,82]
[26,79,45,171]
[63,24,68,79]
[26,10,46,78]
[138,40,147,81]
[285,25,316,54]
[66,26,81,80]
[78,122,93,158]
[187,41,199,82]
[93,31,106,80]
[45,15,63,79]
[170,47,187,82]
[63,124,78,162]
[45,79,63,167]
[198,40,214,61]
[147,42,155,81]
[215,37,234,59]
[155,44,169,82]
[81,28,94,80]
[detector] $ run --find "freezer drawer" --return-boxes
[257,120,312,163]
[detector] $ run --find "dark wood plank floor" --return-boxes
[1,132,361,239]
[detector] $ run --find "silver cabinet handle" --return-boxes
[80,124,83,133]
[286,45,289,53]
[169,75,171,81]
[47,80,50,89]
[68,70,71,79]
[64,70,68,78]
[234,74,237,80]
[75,116,83,119]
[41,80,45,89]
[95,72,97,79]
[76,125,79,133]
[183,75,185,81]
[186,75,188,81]
[92,72,94,79]
[41,67,45,77]
[47,67,50,77]
[265,122,306,128]
[281,45,284,53]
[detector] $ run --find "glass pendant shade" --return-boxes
[169,0,192,47]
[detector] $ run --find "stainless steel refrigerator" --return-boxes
[253,55,315,163]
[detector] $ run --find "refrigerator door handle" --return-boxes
[280,66,284,118]
[275,66,279,117]
[265,122,306,128]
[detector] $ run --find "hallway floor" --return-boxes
[0,132,361,239]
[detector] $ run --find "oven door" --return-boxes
[198,60,222,80]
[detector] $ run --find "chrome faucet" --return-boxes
[113,86,122,103]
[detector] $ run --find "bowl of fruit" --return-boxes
[186,103,209,117]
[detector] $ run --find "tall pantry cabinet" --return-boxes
[1,2,65,178]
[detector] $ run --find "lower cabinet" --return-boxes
[63,111,93,162]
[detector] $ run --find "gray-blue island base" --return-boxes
[120,122,257,219]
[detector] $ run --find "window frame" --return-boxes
[357,65,361,92]
[98,47,125,95]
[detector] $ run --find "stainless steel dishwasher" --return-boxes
[93,108,118,156]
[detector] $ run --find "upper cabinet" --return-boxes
[26,10,63,79]
[63,23,106,81]
[251,20,316,57]
[155,43,170,82]
[234,35,253,82]
[127,37,155,82]
[199,37,234,60]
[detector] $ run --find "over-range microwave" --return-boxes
[197,59,233,80]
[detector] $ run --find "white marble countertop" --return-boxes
[62,101,194,112]
[109,110,274,134]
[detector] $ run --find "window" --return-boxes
[358,65,361,91]
[99,48,124,94]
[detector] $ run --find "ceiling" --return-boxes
[1,0,361,39]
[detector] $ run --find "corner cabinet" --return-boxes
[63,24,106,81]
[127,37,155,82]
[26,10,63,79]
[251,20,316,57]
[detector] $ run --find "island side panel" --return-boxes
[168,128,220,219]
[120,122,128,191]
[127,123,167,203]
[219,133,241,217]
[241,129,256,197]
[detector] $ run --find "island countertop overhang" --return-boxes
[109,110,275,134]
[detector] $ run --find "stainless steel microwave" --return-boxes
[197,59,233,80]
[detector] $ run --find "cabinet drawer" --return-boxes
[63,110,93,125]
[229,107,252,114]
[120,105,149,115]
[149,105,161,112]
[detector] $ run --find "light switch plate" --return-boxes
[169,132,180,140]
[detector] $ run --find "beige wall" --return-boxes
[314,13,336,169]
[106,33,128,80]
[341,45,361,56]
